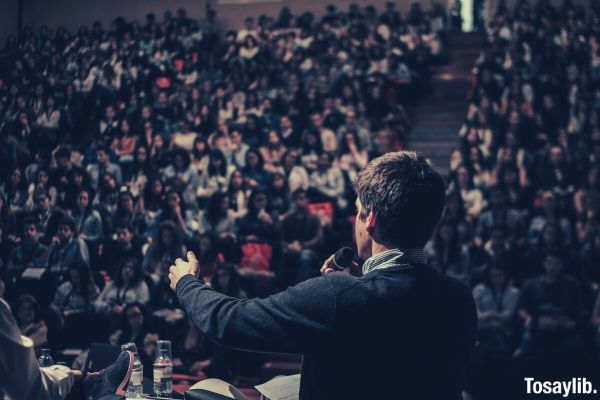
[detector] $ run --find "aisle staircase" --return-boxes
[408,33,486,176]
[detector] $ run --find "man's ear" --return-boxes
[366,210,377,234]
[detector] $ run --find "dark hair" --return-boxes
[208,149,228,176]
[354,152,446,248]
[115,257,144,287]
[210,263,243,297]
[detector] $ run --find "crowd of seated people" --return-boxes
[0,2,446,385]
[425,1,600,398]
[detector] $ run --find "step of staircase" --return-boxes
[407,32,485,176]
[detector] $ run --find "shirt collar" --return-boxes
[362,248,426,275]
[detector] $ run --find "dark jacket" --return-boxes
[176,261,477,400]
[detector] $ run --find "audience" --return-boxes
[3,0,600,395]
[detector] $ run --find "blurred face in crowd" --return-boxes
[152,179,163,195]
[550,146,564,165]
[78,190,90,209]
[254,192,268,211]
[120,194,134,212]
[11,169,21,186]
[280,116,292,131]
[167,191,180,210]
[160,228,174,247]
[217,268,231,289]
[230,130,242,146]
[24,224,38,243]
[17,301,35,326]
[69,268,81,288]
[136,146,147,163]
[542,224,560,246]
[231,171,243,189]
[97,149,108,164]
[273,174,285,190]
[142,105,152,120]
[37,194,50,211]
[126,305,144,331]
[247,151,259,168]
[268,130,280,146]
[310,113,323,129]
[439,223,454,243]
[489,267,506,289]
[105,106,115,120]
[543,255,563,280]
[117,227,133,247]
[220,195,230,212]
[121,261,135,284]
[318,153,331,170]
[103,174,117,190]
[59,224,73,243]
[457,166,469,187]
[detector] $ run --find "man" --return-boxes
[280,189,323,285]
[86,146,122,191]
[47,216,90,283]
[0,296,134,400]
[169,152,477,400]
[5,219,48,294]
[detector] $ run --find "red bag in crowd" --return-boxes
[156,76,171,88]
[174,59,184,72]
[241,243,273,272]
[307,202,334,224]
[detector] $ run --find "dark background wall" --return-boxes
[0,0,19,44]
[0,0,594,45]
[0,0,431,44]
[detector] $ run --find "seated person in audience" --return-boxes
[108,302,158,378]
[424,218,471,285]
[308,152,347,209]
[71,188,104,246]
[6,218,48,286]
[51,263,99,318]
[101,224,142,278]
[211,263,247,298]
[86,146,123,191]
[472,256,520,352]
[516,253,584,358]
[279,189,323,286]
[193,192,238,238]
[143,220,186,283]
[47,216,90,283]
[528,191,572,247]
[14,293,48,349]
[94,258,150,318]
[476,186,525,245]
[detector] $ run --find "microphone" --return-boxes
[332,247,356,271]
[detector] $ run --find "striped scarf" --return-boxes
[362,248,427,275]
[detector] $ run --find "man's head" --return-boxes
[58,216,76,243]
[23,219,38,244]
[116,224,133,247]
[353,152,445,259]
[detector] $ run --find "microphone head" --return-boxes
[333,247,355,270]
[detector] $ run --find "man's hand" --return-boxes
[169,251,199,291]
[320,255,336,275]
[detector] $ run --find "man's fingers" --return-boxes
[323,267,335,275]
[187,251,199,274]
[187,251,198,263]
[320,255,334,274]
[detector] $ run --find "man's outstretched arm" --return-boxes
[171,252,339,354]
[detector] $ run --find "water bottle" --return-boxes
[38,348,55,367]
[121,343,144,398]
[153,340,173,396]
